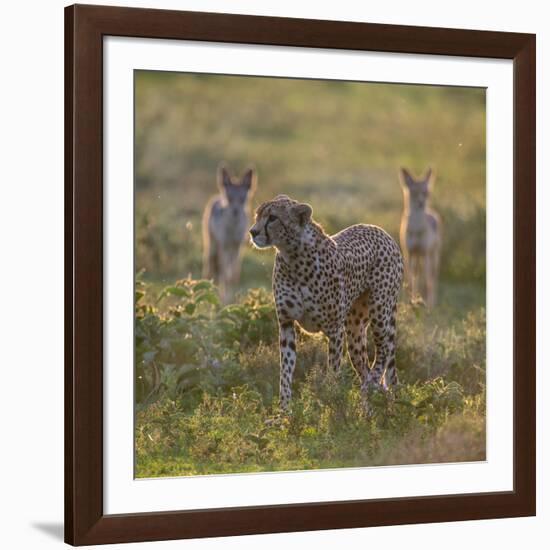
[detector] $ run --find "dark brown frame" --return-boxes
[65,3,536,546]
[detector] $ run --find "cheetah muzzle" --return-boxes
[250,194,404,411]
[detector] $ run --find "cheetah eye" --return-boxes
[268,214,278,223]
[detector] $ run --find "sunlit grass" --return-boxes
[134,71,486,477]
[135,71,485,286]
[135,280,485,477]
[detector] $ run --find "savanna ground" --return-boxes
[135,71,486,477]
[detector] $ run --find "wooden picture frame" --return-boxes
[65,4,536,545]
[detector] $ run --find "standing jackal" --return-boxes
[399,167,442,307]
[202,165,256,303]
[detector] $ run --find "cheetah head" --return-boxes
[249,195,312,250]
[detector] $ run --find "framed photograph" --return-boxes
[65,4,536,545]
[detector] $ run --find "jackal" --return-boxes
[399,167,442,307]
[202,165,256,303]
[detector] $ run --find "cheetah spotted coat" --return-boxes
[249,195,403,410]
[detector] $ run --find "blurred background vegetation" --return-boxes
[136,71,485,296]
[134,71,486,477]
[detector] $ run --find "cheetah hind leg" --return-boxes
[365,295,398,391]
[345,294,370,385]
[345,294,374,415]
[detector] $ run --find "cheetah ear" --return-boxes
[217,164,233,193]
[291,202,312,226]
[399,167,415,189]
[240,167,257,195]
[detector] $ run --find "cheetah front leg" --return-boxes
[278,320,297,411]
[328,325,345,373]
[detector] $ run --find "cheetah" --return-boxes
[399,167,442,307]
[202,165,256,303]
[249,195,403,410]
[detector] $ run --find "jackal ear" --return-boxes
[217,164,233,192]
[291,202,312,226]
[399,167,415,189]
[241,167,257,195]
[424,167,434,187]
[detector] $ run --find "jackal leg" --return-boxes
[409,253,420,300]
[424,251,434,308]
[203,239,219,284]
[430,246,440,307]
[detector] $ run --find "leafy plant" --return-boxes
[135,276,486,477]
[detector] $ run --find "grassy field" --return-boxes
[134,71,486,477]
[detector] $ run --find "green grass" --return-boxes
[135,71,485,287]
[134,71,486,477]
[135,280,485,477]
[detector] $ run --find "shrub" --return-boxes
[135,276,486,477]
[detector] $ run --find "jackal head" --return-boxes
[400,167,434,211]
[218,164,256,216]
